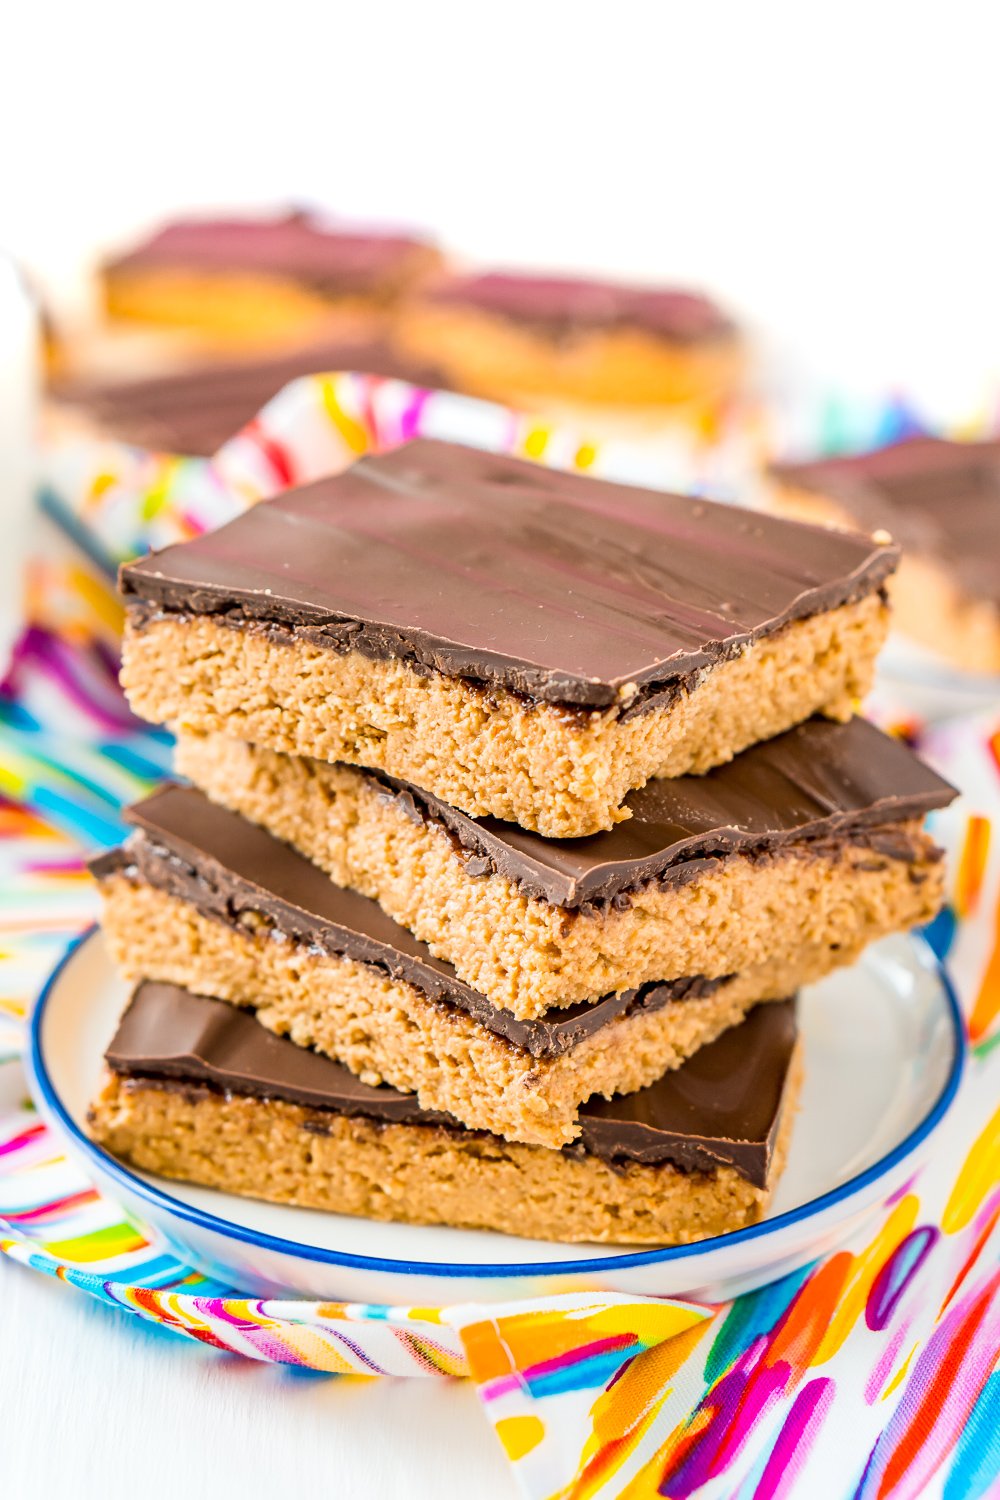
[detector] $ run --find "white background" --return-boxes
[4,1,1000,411]
[1,7,999,1495]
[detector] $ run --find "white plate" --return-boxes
[27,927,964,1305]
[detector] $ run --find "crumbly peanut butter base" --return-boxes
[123,594,889,837]
[99,875,834,1148]
[175,732,943,1019]
[88,1054,800,1246]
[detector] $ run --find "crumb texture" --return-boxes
[175,731,943,1018]
[124,594,889,837]
[99,875,832,1147]
[88,1066,800,1246]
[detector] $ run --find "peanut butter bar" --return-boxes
[174,716,953,1018]
[770,436,1000,674]
[93,778,940,1147]
[120,439,899,836]
[89,981,801,1246]
[395,269,742,412]
[101,211,441,345]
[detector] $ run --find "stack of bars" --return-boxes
[88,440,956,1246]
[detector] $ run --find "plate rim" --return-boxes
[28,925,967,1283]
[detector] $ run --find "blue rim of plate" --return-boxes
[28,925,967,1282]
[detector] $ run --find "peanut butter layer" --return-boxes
[105,982,797,1182]
[394,303,741,411]
[173,733,947,1017]
[90,1070,799,1246]
[102,779,946,1025]
[123,594,888,838]
[96,874,830,1149]
[104,271,382,346]
[119,439,898,836]
[88,984,801,1246]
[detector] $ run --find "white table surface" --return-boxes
[0,1257,516,1500]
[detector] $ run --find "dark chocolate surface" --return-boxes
[368,715,954,905]
[107,981,798,1183]
[91,786,726,1056]
[120,438,900,709]
[773,436,1000,605]
[54,340,450,457]
[106,212,436,298]
[421,271,735,344]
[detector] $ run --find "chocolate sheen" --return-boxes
[106,211,435,297]
[422,270,735,343]
[120,438,900,710]
[107,981,798,1183]
[54,339,449,458]
[773,436,1000,606]
[90,786,725,1059]
[369,715,955,905]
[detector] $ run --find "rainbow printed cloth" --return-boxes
[37,370,766,593]
[0,633,998,1499]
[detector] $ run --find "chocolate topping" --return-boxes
[53,339,450,458]
[421,270,735,344]
[575,998,796,1179]
[121,438,900,710]
[773,436,1000,606]
[90,786,726,1057]
[108,981,455,1126]
[365,716,954,905]
[105,211,437,299]
[107,981,798,1184]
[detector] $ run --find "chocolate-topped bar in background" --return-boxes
[88,980,801,1245]
[91,742,948,1146]
[119,439,899,838]
[395,269,743,417]
[175,716,954,1018]
[47,337,449,458]
[769,436,1000,675]
[100,210,442,348]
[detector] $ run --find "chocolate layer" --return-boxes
[120,439,900,710]
[105,211,436,299]
[53,339,449,457]
[107,980,798,1183]
[772,436,1000,606]
[366,715,954,906]
[90,786,725,1057]
[420,271,735,344]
